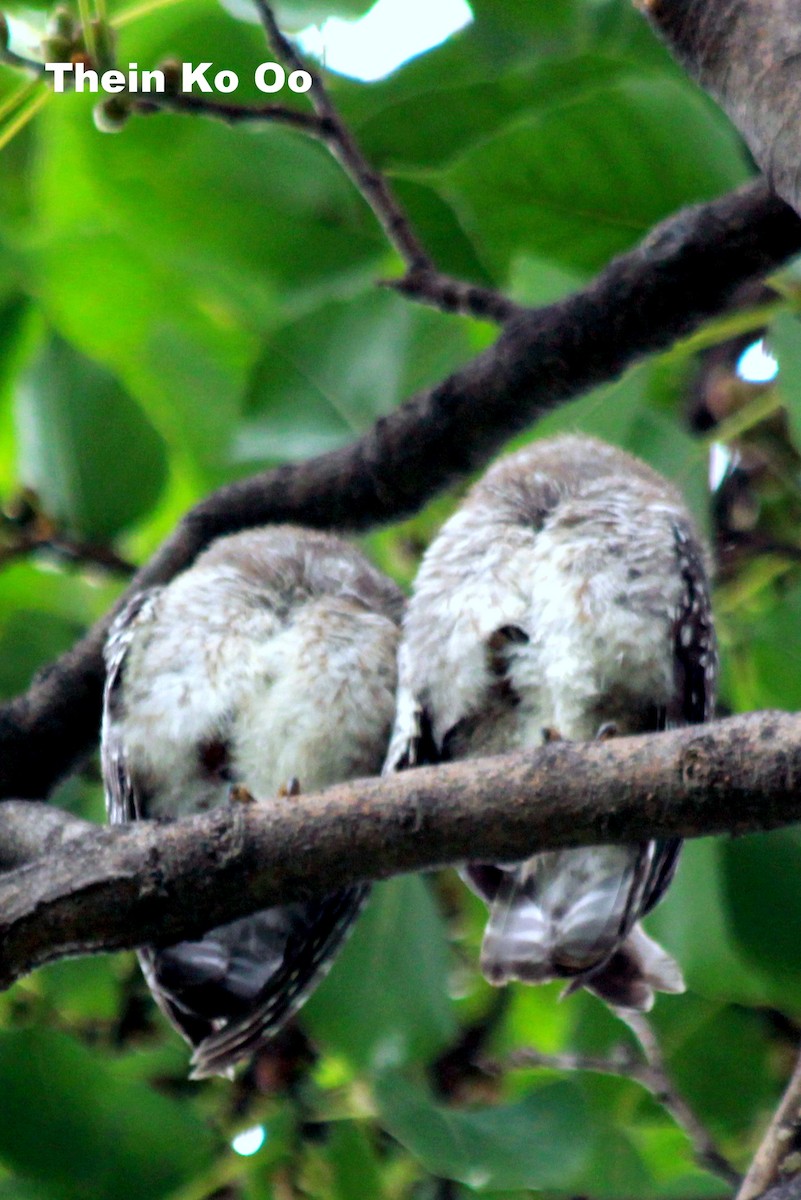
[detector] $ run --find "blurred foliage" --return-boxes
[0,0,800,1196]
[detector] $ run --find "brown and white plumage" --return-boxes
[385,435,716,1011]
[102,526,403,1077]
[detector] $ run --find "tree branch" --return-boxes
[251,0,432,274]
[640,0,801,218]
[136,91,333,136]
[141,4,521,322]
[0,179,799,801]
[2,709,801,991]
[621,1011,741,1186]
[487,1013,740,1187]
[737,1043,801,1200]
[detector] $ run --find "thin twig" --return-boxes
[490,1015,739,1189]
[0,525,134,575]
[621,1011,740,1187]
[382,269,524,323]
[737,1045,801,1200]
[135,91,332,135]
[251,0,432,274]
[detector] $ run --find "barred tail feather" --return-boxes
[478,847,683,1010]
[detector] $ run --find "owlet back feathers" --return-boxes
[102,526,403,1077]
[385,434,716,1011]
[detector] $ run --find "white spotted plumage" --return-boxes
[385,435,716,1011]
[102,526,403,1077]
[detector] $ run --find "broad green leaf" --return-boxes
[651,996,778,1143]
[0,608,83,698]
[31,232,254,477]
[374,1073,590,1191]
[645,839,773,1007]
[722,829,801,1012]
[15,334,168,538]
[440,77,749,278]
[33,73,383,327]
[236,290,472,463]
[303,877,456,1070]
[36,957,122,1023]
[353,57,635,172]
[0,1028,217,1199]
[725,581,801,712]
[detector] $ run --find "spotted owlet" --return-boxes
[102,525,403,1076]
[385,435,716,1011]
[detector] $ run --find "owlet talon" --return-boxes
[595,721,619,742]
[229,784,257,805]
[278,777,301,798]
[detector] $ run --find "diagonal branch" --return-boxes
[252,0,431,274]
[621,1011,741,1186]
[737,1044,801,1200]
[0,179,800,802]
[1,708,801,992]
[488,1017,740,1187]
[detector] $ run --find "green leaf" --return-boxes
[302,877,456,1070]
[353,56,638,173]
[440,76,749,278]
[645,838,773,1007]
[0,607,83,699]
[726,581,801,712]
[374,1073,590,1191]
[722,829,801,1011]
[328,1121,382,1200]
[652,995,778,1142]
[15,334,168,538]
[236,291,472,463]
[0,1028,217,1199]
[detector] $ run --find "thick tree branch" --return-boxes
[1,709,801,991]
[640,0,801,218]
[0,179,800,801]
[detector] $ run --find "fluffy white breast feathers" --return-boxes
[102,525,403,1077]
[385,434,716,1012]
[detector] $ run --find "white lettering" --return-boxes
[44,62,73,92]
[74,61,99,92]
[288,69,311,93]
[141,69,165,93]
[214,69,238,93]
[182,61,213,92]
[254,62,285,93]
[101,69,125,93]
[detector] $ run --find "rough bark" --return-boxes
[641,0,801,217]
[1,708,799,991]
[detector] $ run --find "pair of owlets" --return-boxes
[102,435,716,1078]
